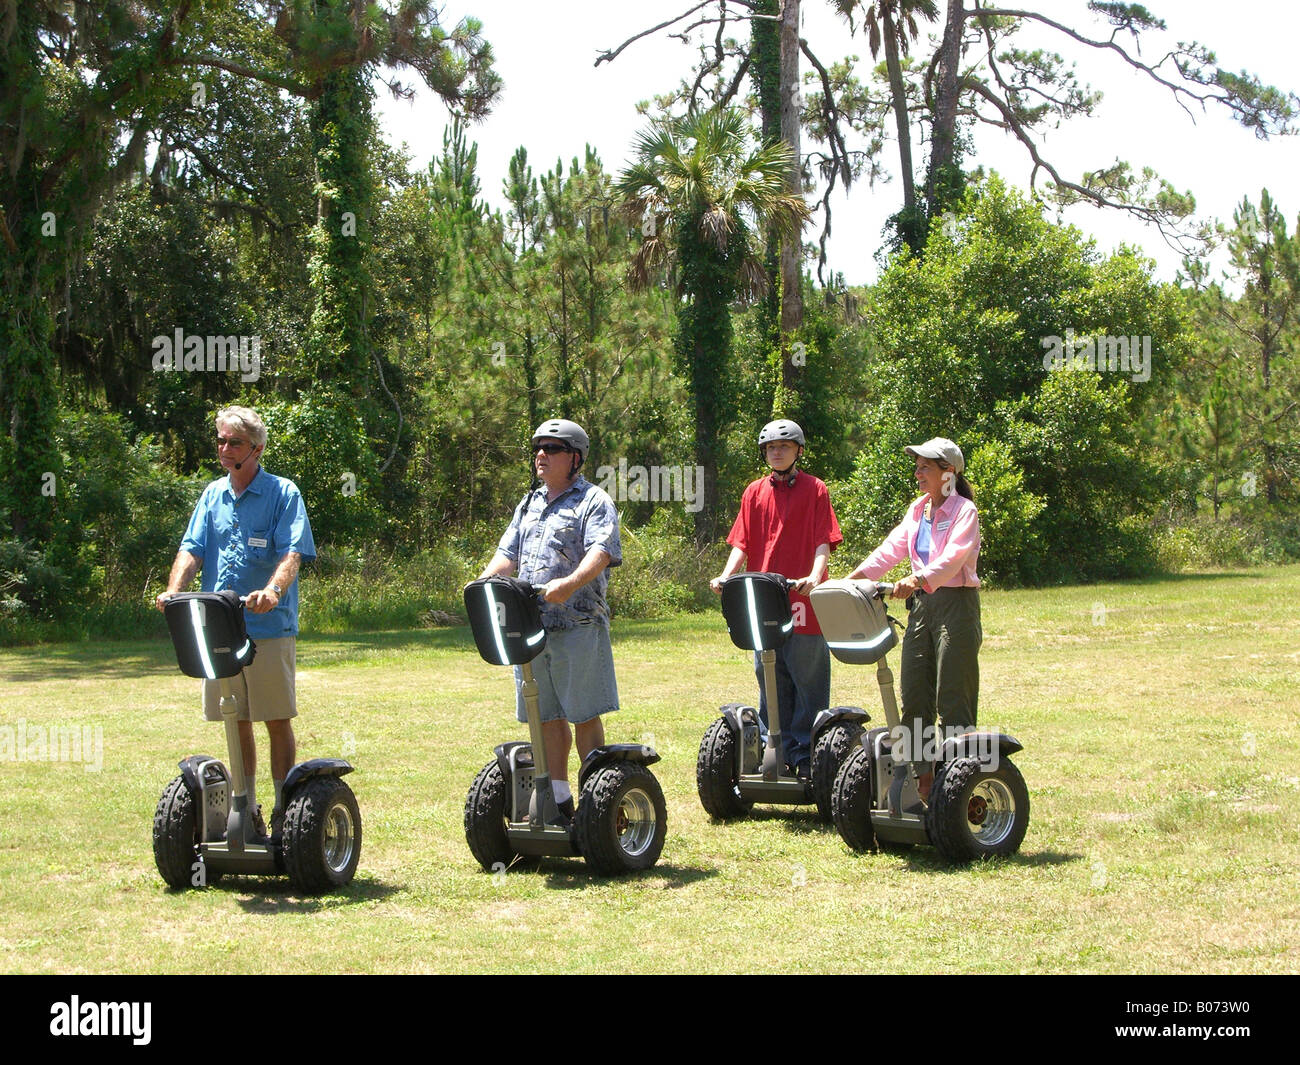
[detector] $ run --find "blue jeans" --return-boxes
[752,633,830,769]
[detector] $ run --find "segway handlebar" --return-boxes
[721,572,794,592]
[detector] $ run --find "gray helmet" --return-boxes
[531,418,590,463]
[758,419,805,448]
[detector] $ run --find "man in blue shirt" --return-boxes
[479,418,622,820]
[156,406,316,839]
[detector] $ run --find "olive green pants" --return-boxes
[898,587,981,769]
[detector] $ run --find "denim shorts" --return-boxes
[514,620,619,724]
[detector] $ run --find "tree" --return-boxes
[2,1,197,540]
[837,176,1184,583]
[834,0,940,252]
[1,1,500,542]
[616,107,809,543]
[1187,191,1300,505]
[921,2,1298,249]
[596,1,820,367]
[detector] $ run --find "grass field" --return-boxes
[2,567,1298,974]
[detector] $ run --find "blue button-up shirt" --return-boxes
[498,475,622,630]
[179,467,316,638]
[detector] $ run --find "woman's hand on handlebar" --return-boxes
[891,574,921,600]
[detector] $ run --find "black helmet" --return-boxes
[530,418,590,463]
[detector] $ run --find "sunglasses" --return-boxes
[534,442,571,454]
[216,436,249,449]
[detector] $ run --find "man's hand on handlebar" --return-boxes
[538,578,574,604]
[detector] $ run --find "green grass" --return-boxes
[2,566,1298,973]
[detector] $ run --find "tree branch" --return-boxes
[595,2,717,66]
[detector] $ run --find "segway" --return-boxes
[695,572,869,821]
[811,579,1029,862]
[152,590,361,892]
[462,576,667,875]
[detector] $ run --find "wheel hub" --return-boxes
[965,778,1016,846]
[322,802,356,873]
[614,787,657,857]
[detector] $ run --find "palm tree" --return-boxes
[616,108,809,544]
[835,0,939,251]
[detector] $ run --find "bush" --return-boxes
[2,412,206,643]
[303,543,477,632]
[965,440,1045,587]
[1154,511,1300,570]
[608,507,723,620]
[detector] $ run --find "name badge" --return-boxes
[248,536,268,548]
[935,521,951,532]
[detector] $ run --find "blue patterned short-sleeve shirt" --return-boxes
[498,475,622,630]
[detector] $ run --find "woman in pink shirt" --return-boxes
[846,438,982,801]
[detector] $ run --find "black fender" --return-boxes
[940,731,1024,766]
[494,740,533,782]
[283,757,355,797]
[178,754,224,796]
[810,706,871,741]
[577,743,661,789]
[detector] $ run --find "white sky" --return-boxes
[374,0,1300,286]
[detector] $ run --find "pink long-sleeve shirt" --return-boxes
[858,492,981,592]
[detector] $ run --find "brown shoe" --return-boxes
[917,771,935,802]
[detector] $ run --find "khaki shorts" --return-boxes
[203,636,298,722]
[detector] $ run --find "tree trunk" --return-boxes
[306,67,374,394]
[751,0,782,353]
[1,6,60,541]
[925,0,965,220]
[779,0,804,387]
[883,8,920,252]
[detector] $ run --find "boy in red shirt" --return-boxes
[710,420,843,778]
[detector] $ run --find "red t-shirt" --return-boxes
[726,472,843,635]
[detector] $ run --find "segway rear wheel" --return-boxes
[575,763,667,875]
[830,745,877,853]
[464,759,521,873]
[153,775,214,889]
[696,717,753,820]
[928,757,1029,863]
[281,776,362,892]
[811,721,863,822]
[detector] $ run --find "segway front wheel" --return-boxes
[464,759,520,873]
[575,763,667,875]
[281,776,362,892]
[811,721,863,822]
[153,775,214,889]
[830,745,877,853]
[696,717,753,820]
[928,757,1029,862]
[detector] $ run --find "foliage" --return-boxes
[837,176,1182,584]
[1,411,204,643]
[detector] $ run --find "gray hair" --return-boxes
[216,406,267,448]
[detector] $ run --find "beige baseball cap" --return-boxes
[905,437,964,474]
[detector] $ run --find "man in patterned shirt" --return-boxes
[479,418,622,819]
